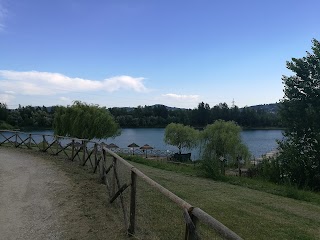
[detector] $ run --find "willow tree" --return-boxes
[200,120,250,178]
[279,39,320,190]
[164,123,198,154]
[53,101,120,140]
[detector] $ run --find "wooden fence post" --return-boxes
[184,210,199,240]
[71,139,75,161]
[28,134,32,149]
[15,132,18,148]
[112,156,117,197]
[82,140,87,165]
[101,148,106,183]
[93,143,97,169]
[128,171,137,236]
[56,136,59,155]
[42,135,46,151]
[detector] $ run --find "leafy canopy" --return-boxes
[53,101,120,140]
[279,39,320,190]
[200,120,250,177]
[164,123,198,154]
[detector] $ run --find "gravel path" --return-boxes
[0,147,125,240]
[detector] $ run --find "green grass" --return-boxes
[131,162,320,240]
[222,176,320,205]
[119,154,203,176]
[121,154,320,205]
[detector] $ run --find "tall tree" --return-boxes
[0,102,8,122]
[164,123,198,154]
[53,101,120,140]
[200,120,250,178]
[279,39,320,190]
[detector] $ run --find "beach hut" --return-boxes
[140,144,153,158]
[128,143,139,155]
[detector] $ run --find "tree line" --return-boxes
[109,102,281,128]
[0,104,54,130]
[0,102,280,130]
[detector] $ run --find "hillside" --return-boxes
[247,103,280,114]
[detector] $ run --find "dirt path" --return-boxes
[0,147,126,240]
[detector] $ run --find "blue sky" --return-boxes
[1,0,319,109]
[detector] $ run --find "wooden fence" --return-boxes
[0,130,242,240]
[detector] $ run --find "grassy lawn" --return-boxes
[128,160,320,240]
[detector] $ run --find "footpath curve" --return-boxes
[0,147,125,240]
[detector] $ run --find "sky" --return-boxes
[1,0,320,109]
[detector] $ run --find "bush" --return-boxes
[0,120,14,130]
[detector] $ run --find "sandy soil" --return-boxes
[0,147,126,240]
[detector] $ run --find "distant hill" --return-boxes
[246,103,280,114]
[110,103,280,113]
[111,104,186,112]
[151,104,186,111]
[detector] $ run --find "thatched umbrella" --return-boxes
[107,143,119,149]
[140,144,153,158]
[128,143,139,155]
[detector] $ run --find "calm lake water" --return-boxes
[27,128,284,159]
[109,128,284,159]
[21,128,283,159]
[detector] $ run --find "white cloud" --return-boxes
[59,96,71,102]
[162,93,199,101]
[104,76,147,92]
[0,70,149,96]
[0,93,15,103]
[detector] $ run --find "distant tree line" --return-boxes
[109,102,281,128]
[0,104,54,130]
[0,102,281,130]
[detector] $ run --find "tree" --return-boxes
[200,120,250,178]
[0,102,8,122]
[53,101,120,140]
[164,123,198,154]
[193,102,211,126]
[278,39,320,190]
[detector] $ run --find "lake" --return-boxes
[27,128,284,159]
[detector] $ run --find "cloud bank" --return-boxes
[0,70,148,96]
[162,93,199,101]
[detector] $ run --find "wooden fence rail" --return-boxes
[0,130,242,240]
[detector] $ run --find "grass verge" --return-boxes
[122,154,320,205]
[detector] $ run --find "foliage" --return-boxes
[200,120,250,178]
[250,157,282,183]
[5,105,53,129]
[0,102,8,122]
[53,101,120,140]
[2,101,280,130]
[109,103,281,128]
[0,120,14,130]
[278,39,320,190]
[164,123,199,154]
